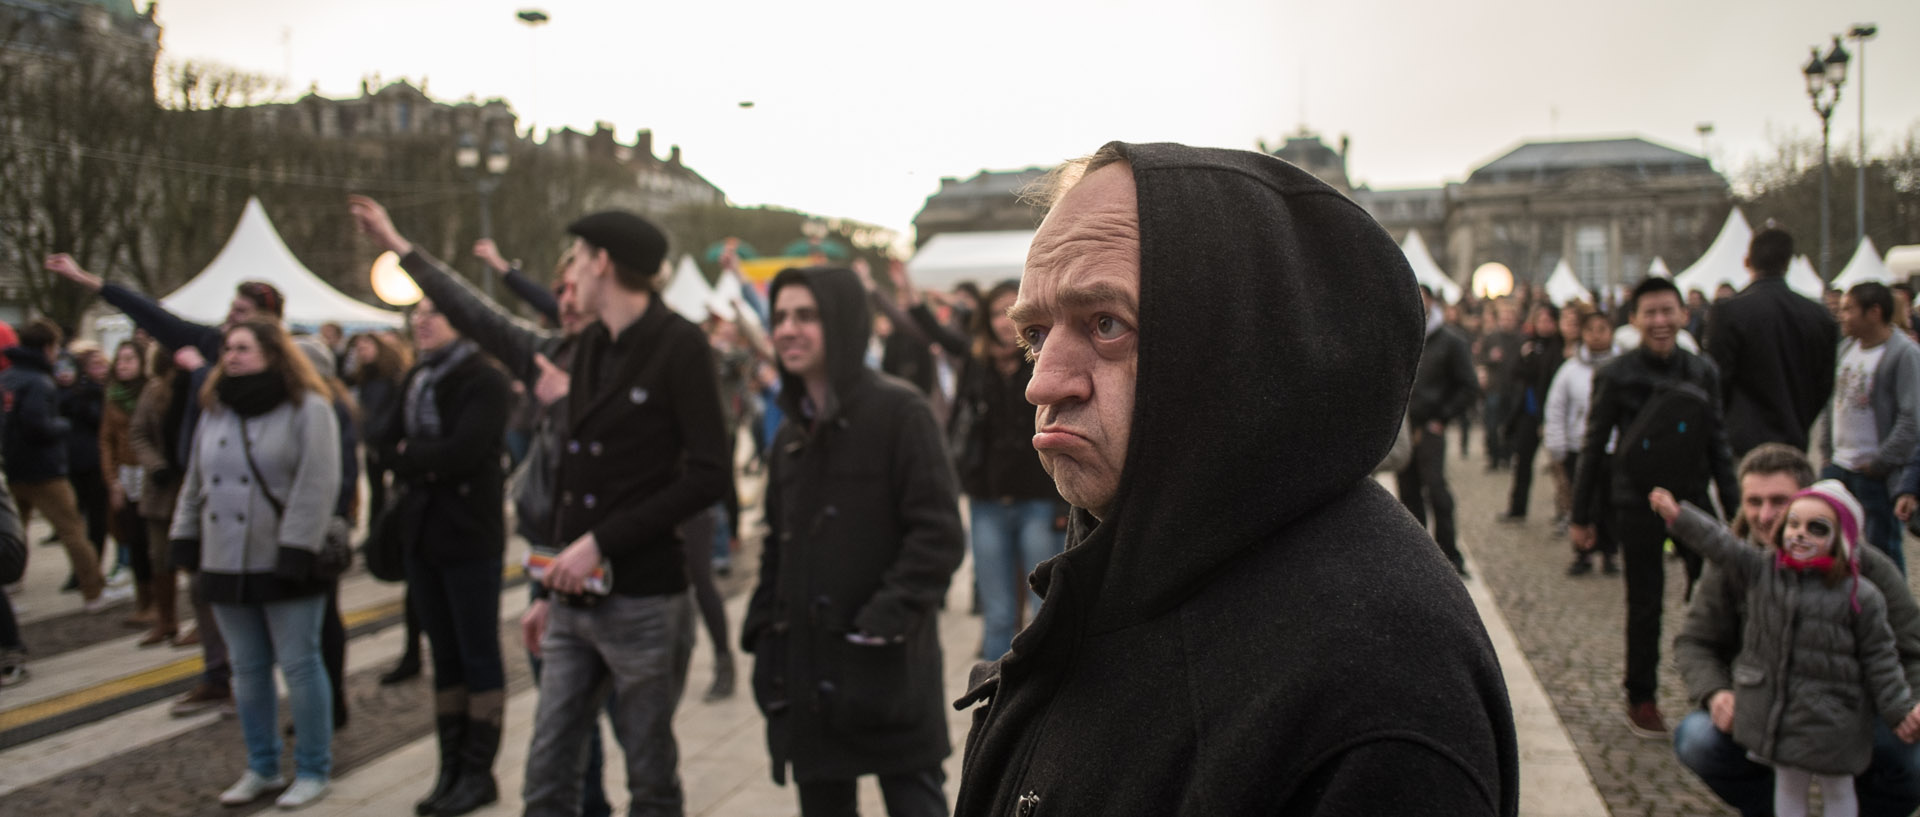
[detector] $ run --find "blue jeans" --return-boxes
[213,594,332,781]
[970,498,1064,660]
[1674,709,1920,817]
[1823,464,1904,574]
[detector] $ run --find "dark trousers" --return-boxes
[1484,393,1512,465]
[114,504,151,582]
[406,553,505,694]
[1397,429,1461,569]
[70,469,108,563]
[523,593,693,817]
[189,569,232,688]
[1674,710,1920,817]
[1506,415,1543,517]
[677,507,731,660]
[0,589,21,651]
[1615,503,1701,703]
[364,458,391,528]
[322,583,347,725]
[796,768,948,817]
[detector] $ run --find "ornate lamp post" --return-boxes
[1849,24,1876,246]
[1803,36,1849,278]
[457,131,511,300]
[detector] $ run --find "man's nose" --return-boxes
[1026,335,1091,408]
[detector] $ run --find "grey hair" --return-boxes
[1022,143,1130,210]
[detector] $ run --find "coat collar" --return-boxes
[568,297,670,430]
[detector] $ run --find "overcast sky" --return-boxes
[151,0,1919,240]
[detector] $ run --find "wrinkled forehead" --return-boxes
[1016,164,1141,319]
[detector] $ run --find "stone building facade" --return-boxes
[911,167,1050,248]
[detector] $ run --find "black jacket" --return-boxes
[1705,277,1838,455]
[907,304,1058,501]
[60,375,104,476]
[742,267,965,785]
[1407,323,1479,428]
[1571,346,1739,524]
[1505,333,1565,430]
[378,347,513,565]
[953,143,1517,817]
[0,347,74,482]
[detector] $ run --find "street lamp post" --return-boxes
[457,131,511,301]
[1803,36,1849,279]
[1849,23,1877,246]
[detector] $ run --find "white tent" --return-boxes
[1888,245,1920,280]
[135,198,403,330]
[1786,255,1826,299]
[1544,259,1594,307]
[908,230,1034,293]
[660,256,714,322]
[1647,257,1672,279]
[1674,208,1754,298]
[1399,230,1462,304]
[1831,237,1893,289]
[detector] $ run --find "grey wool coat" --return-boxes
[171,392,340,604]
[1672,504,1914,775]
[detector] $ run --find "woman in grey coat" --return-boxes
[171,320,340,811]
[1655,480,1920,817]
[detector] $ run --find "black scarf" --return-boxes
[216,371,289,418]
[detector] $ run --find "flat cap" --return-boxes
[567,211,668,274]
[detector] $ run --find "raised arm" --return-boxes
[480,237,562,325]
[46,254,222,357]
[350,196,554,383]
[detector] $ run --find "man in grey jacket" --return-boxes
[1674,444,1920,816]
[1820,282,1920,573]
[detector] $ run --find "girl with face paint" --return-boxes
[1654,481,1920,817]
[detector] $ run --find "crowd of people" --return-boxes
[1399,223,1920,817]
[119,141,1920,815]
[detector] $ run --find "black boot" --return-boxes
[705,651,736,702]
[415,690,468,815]
[381,647,422,685]
[433,699,502,817]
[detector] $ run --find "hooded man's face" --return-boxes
[1012,162,1140,520]
[771,283,827,382]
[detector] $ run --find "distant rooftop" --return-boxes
[932,168,1052,199]
[1469,137,1710,184]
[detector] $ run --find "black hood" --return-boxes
[768,266,873,420]
[1063,142,1424,631]
[2,346,52,374]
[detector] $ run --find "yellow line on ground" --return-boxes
[0,657,203,732]
[0,564,526,735]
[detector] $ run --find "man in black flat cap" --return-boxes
[350,197,731,817]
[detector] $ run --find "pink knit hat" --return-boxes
[1793,479,1864,563]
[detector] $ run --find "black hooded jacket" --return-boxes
[952,143,1518,817]
[742,267,966,784]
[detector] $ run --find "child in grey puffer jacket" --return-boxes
[1653,480,1920,817]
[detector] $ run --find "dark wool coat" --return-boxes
[398,250,730,595]
[741,267,965,785]
[377,348,513,565]
[952,143,1518,817]
[1407,324,1478,429]
[0,347,74,482]
[1705,277,1839,455]
[1672,505,1913,775]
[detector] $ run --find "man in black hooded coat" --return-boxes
[953,142,1518,816]
[743,266,966,815]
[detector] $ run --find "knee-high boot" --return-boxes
[415,687,467,815]
[433,689,502,816]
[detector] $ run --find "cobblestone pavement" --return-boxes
[1450,443,1920,817]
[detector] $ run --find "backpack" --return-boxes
[1612,380,1715,493]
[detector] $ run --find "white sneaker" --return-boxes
[106,565,132,588]
[274,776,328,810]
[82,584,133,614]
[219,770,286,806]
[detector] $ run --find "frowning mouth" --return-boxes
[1033,425,1090,451]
